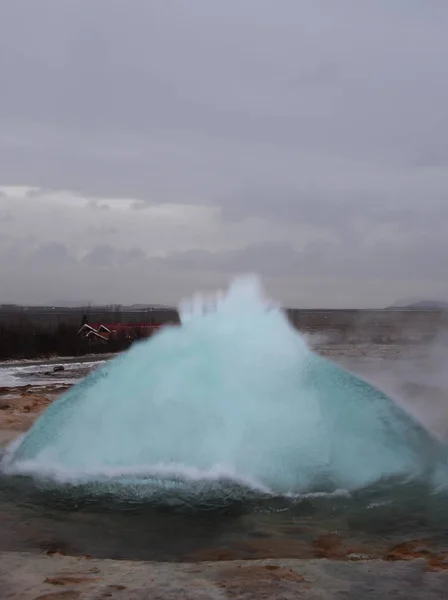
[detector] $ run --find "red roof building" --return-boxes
[77,323,169,341]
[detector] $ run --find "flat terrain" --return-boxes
[1,552,448,600]
[2,305,448,340]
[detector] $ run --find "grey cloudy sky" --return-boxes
[1,0,447,307]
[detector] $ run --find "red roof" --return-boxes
[89,323,163,330]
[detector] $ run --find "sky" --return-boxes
[1,0,447,308]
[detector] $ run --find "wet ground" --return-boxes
[0,355,110,388]
[1,474,448,564]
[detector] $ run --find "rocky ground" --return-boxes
[1,552,448,599]
[0,384,71,445]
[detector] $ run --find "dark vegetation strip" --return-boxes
[0,323,162,360]
[0,308,446,360]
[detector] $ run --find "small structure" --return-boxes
[77,323,166,342]
[77,323,112,341]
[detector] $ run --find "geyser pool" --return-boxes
[1,276,446,506]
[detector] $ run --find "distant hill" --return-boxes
[386,300,448,310]
[53,300,95,307]
[127,303,175,310]
[1,302,176,311]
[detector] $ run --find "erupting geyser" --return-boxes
[1,276,445,503]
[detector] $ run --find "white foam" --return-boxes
[4,275,445,499]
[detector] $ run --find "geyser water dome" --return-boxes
[1,276,445,502]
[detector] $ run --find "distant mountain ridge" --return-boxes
[0,303,177,312]
[387,299,448,310]
[54,301,175,310]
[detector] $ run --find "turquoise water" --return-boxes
[1,276,446,508]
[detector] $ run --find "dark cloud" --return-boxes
[82,245,116,268]
[33,242,76,265]
[2,225,446,306]
[86,200,111,211]
[82,245,147,268]
[163,234,448,283]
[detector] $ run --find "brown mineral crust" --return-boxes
[187,533,379,563]
[311,533,371,560]
[0,385,71,432]
[384,540,448,571]
[426,553,448,571]
[216,564,308,597]
[384,540,433,561]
